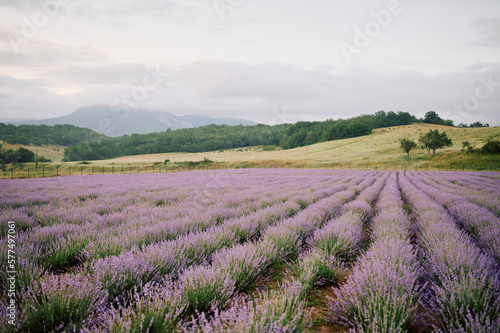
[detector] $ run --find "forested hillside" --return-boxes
[0,123,104,146]
[1,110,468,161]
[63,111,427,161]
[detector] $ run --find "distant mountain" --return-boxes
[12,106,256,137]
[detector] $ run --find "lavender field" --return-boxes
[1,169,499,332]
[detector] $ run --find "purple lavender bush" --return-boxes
[21,273,107,332]
[84,278,186,333]
[180,265,235,316]
[186,280,309,333]
[329,238,422,332]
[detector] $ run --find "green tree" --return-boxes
[5,150,18,164]
[461,141,474,153]
[418,130,453,154]
[423,111,443,125]
[470,121,489,128]
[305,131,317,145]
[18,147,35,163]
[481,140,500,154]
[0,145,5,171]
[400,138,418,156]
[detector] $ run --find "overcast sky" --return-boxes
[0,0,499,125]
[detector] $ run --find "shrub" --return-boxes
[21,274,107,332]
[180,265,235,316]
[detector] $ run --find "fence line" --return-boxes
[1,161,498,179]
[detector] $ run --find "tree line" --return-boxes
[0,123,104,146]
[60,111,474,161]
[0,110,489,162]
[63,111,426,161]
[0,145,52,171]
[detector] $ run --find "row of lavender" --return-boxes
[185,170,389,332]
[400,173,500,332]
[327,171,500,332]
[329,172,422,332]
[0,169,349,291]
[82,172,383,331]
[0,169,371,332]
[1,169,499,332]
[407,172,500,262]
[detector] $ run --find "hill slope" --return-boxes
[12,106,256,136]
[96,124,500,166]
[0,123,104,146]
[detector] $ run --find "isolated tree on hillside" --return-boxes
[418,129,452,154]
[400,138,418,156]
[461,141,474,153]
[422,111,454,126]
[423,111,443,124]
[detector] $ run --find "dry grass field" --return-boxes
[2,124,499,173]
[96,123,500,168]
[0,141,66,162]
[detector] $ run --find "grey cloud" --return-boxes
[0,0,37,9]
[50,64,152,85]
[146,61,500,126]
[0,0,194,12]
[0,25,108,65]
[63,0,208,24]
[471,16,500,28]
[2,59,500,126]
[177,61,329,100]
[0,74,48,90]
[469,16,500,47]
